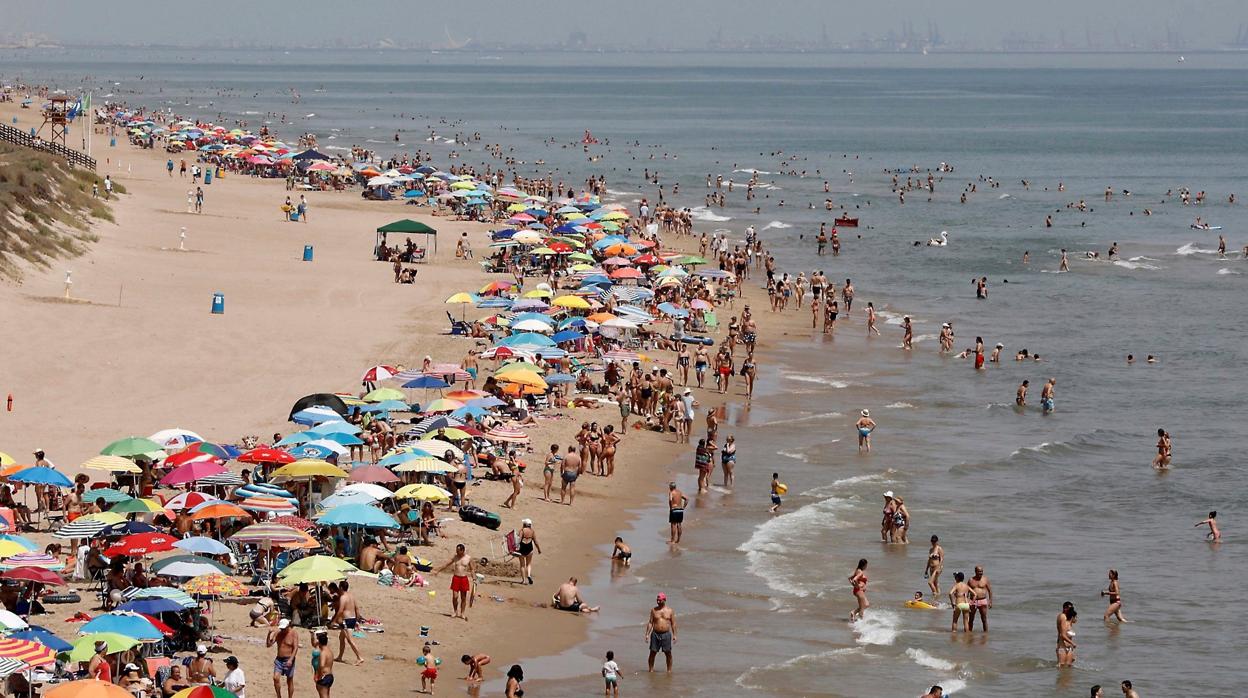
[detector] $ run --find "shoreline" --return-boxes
[0,96,794,685]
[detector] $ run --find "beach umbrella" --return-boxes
[183,573,247,598]
[188,502,252,521]
[171,687,237,698]
[422,398,465,413]
[552,295,591,309]
[0,552,63,570]
[316,503,398,529]
[276,555,358,586]
[318,490,377,509]
[198,471,246,487]
[234,483,295,499]
[66,636,140,663]
[172,536,230,555]
[544,373,576,385]
[496,370,548,391]
[79,455,142,474]
[2,566,63,586]
[274,432,315,447]
[468,396,508,409]
[401,375,450,390]
[363,388,405,403]
[393,484,452,502]
[147,428,204,452]
[418,428,473,442]
[497,361,546,374]
[0,610,27,631]
[173,441,237,461]
[0,453,12,467]
[300,440,348,457]
[8,467,72,488]
[98,521,160,538]
[0,535,36,552]
[510,318,554,333]
[314,432,364,448]
[551,330,584,344]
[81,488,133,505]
[288,394,350,421]
[100,437,165,458]
[0,541,29,559]
[402,441,465,460]
[271,460,349,480]
[52,513,123,540]
[79,612,162,640]
[149,554,231,578]
[163,491,219,512]
[7,626,71,653]
[291,406,345,426]
[391,457,453,474]
[160,460,227,486]
[361,365,399,383]
[116,597,185,615]
[239,496,298,515]
[307,420,362,436]
[498,332,555,348]
[108,498,165,515]
[122,586,197,608]
[348,465,399,484]
[104,533,176,558]
[484,426,530,444]
[449,405,490,421]
[238,448,296,466]
[229,523,312,546]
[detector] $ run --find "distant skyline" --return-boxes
[7,0,1248,50]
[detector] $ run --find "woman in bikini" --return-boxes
[1101,569,1127,623]
[880,494,897,543]
[740,351,758,400]
[600,425,619,477]
[848,558,870,621]
[541,444,559,501]
[924,535,944,596]
[576,423,590,472]
[720,434,737,488]
[586,423,602,475]
[892,496,911,543]
[516,519,540,585]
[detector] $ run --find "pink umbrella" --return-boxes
[247,155,274,165]
[348,466,399,484]
[601,257,633,266]
[690,299,712,310]
[160,460,228,486]
[307,162,337,172]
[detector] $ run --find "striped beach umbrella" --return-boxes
[235,482,295,499]
[238,496,298,515]
[229,523,311,545]
[79,456,142,474]
[82,488,132,504]
[0,658,28,677]
[162,491,219,512]
[52,513,124,540]
[0,637,57,666]
[198,471,245,487]
[108,498,166,515]
[391,457,453,474]
[122,586,197,609]
[183,573,247,598]
[0,552,65,570]
[484,426,530,444]
[361,365,399,383]
[270,515,315,531]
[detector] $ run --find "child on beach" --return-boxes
[1195,511,1221,541]
[769,473,784,514]
[419,643,440,694]
[602,650,621,697]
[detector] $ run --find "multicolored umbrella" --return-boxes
[122,586,197,609]
[229,523,312,545]
[360,365,399,383]
[162,491,219,511]
[171,686,238,698]
[484,426,531,444]
[0,552,63,570]
[66,635,140,663]
[108,497,166,514]
[52,513,125,540]
[238,496,298,515]
[79,612,162,640]
[149,554,232,578]
[0,637,60,667]
[270,460,349,479]
[183,573,247,597]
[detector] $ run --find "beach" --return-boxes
[2,49,1247,697]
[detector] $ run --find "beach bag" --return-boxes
[458,504,502,530]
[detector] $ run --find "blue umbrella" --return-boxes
[491,229,517,239]
[498,333,556,348]
[316,503,399,529]
[319,490,379,509]
[291,407,344,425]
[9,625,71,652]
[80,612,163,640]
[402,376,450,389]
[551,330,584,343]
[544,373,576,384]
[235,483,296,500]
[580,275,613,287]
[318,432,365,447]
[402,190,424,198]
[374,399,410,412]
[511,311,554,324]
[557,318,587,330]
[308,421,361,436]
[476,298,513,309]
[467,396,508,409]
[117,597,186,615]
[288,444,335,460]
[173,536,230,555]
[450,405,491,420]
[275,432,315,447]
[99,521,160,538]
[8,467,72,487]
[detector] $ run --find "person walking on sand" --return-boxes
[266,618,299,698]
[311,631,334,698]
[515,518,540,585]
[541,444,559,502]
[848,559,870,621]
[602,650,621,697]
[856,410,876,453]
[1101,569,1128,623]
[436,544,476,621]
[1153,428,1172,469]
[331,580,364,665]
[1196,511,1221,541]
[667,482,688,544]
[645,593,677,673]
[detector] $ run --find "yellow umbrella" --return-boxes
[418,428,473,442]
[391,457,453,474]
[0,540,30,558]
[270,460,349,479]
[522,288,553,299]
[0,452,14,467]
[496,369,548,390]
[393,484,452,502]
[449,180,476,190]
[445,292,476,304]
[561,211,586,219]
[600,211,630,220]
[506,203,528,212]
[552,295,590,310]
[80,455,142,474]
[496,361,546,374]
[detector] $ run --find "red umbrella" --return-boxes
[633,253,661,265]
[105,532,177,557]
[361,365,399,383]
[547,241,573,253]
[0,567,65,585]
[138,613,175,636]
[271,515,315,531]
[348,466,399,484]
[162,491,217,511]
[238,448,295,466]
[163,450,221,470]
[609,267,643,279]
[160,460,228,486]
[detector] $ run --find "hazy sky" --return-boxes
[9,0,1246,47]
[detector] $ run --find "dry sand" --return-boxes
[0,100,806,692]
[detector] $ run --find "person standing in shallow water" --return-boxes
[856,410,876,453]
[848,558,870,621]
[1153,428,1172,469]
[1101,569,1128,623]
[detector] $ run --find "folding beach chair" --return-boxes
[446,312,470,336]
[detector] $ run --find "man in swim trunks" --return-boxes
[948,572,972,632]
[331,580,364,665]
[967,566,993,632]
[1041,378,1056,414]
[645,593,677,673]
[667,482,688,544]
[436,544,476,621]
[266,618,299,698]
[553,577,599,613]
[1016,380,1029,406]
[559,445,580,505]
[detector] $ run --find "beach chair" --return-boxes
[446,312,470,336]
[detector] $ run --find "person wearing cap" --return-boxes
[266,618,299,698]
[990,342,1004,363]
[645,592,677,673]
[222,656,246,698]
[856,410,876,453]
[119,662,150,697]
[189,644,216,685]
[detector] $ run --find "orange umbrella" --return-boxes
[0,464,32,478]
[500,383,544,396]
[444,389,487,400]
[189,503,252,521]
[47,680,133,698]
[586,312,617,323]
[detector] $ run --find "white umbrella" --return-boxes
[367,176,396,187]
[511,318,554,333]
[601,317,639,329]
[338,482,394,500]
[148,428,204,452]
[303,439,348,456]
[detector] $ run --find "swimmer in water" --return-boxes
[1153,428,1172,469]
[1195,511,1221,541]
[1101,569,1128,623]
[848,559,869,621]
[1059,248,1070,272]
[948,572,971,632]
[1016,380,1029,406]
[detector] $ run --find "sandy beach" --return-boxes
[0,97,787,692]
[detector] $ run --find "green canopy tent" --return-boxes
[376,219,438,259]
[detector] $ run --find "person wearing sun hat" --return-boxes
[856,409,877,453]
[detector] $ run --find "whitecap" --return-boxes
[732,168,772,175]
[1217,268,1242,275]
[1113,260,1160,271]
[1176,243,1216,256]
[734,648,863,690]
[783,373,853,388]
[761,221,792,231]
[885,402,915,409]
[905,647,957,671]
[851,609,901,645]
[738,496,853,597]
[689,206,732,222]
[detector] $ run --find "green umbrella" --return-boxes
[277,555,358,585]
[568,252,595,263]
[362,388,405,403]
[673,255,707,266]
[82,488,133,505]
[66,633,140,662]
[100,437,166,458]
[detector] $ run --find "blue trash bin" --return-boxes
[211,292,225,314]
[303,245,314,262]
[204,168,213,185]
[110,137,116,147]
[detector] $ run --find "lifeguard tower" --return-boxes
[37,94,71,147]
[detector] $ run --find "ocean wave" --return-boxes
[942,679,969,694]
[783,373,853,388]
[1113,260,1160,271]
[761,221,792,231]
[912,333,937,343]
[905,647,957,671]
[851,609,900,645]
[734,648,863,690]
[885,402,916,409]
[1176,243,1217,256]
[877,310,908,326]
[1128,256,1159,262]
[689,206,732,222]
[754,411,843,427]
[738,496,854,597]
[1217,268,1242,275]
[733,168,772,175]
[323,145,350,151]
[777,450,809,462]
[803,472,891,497]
